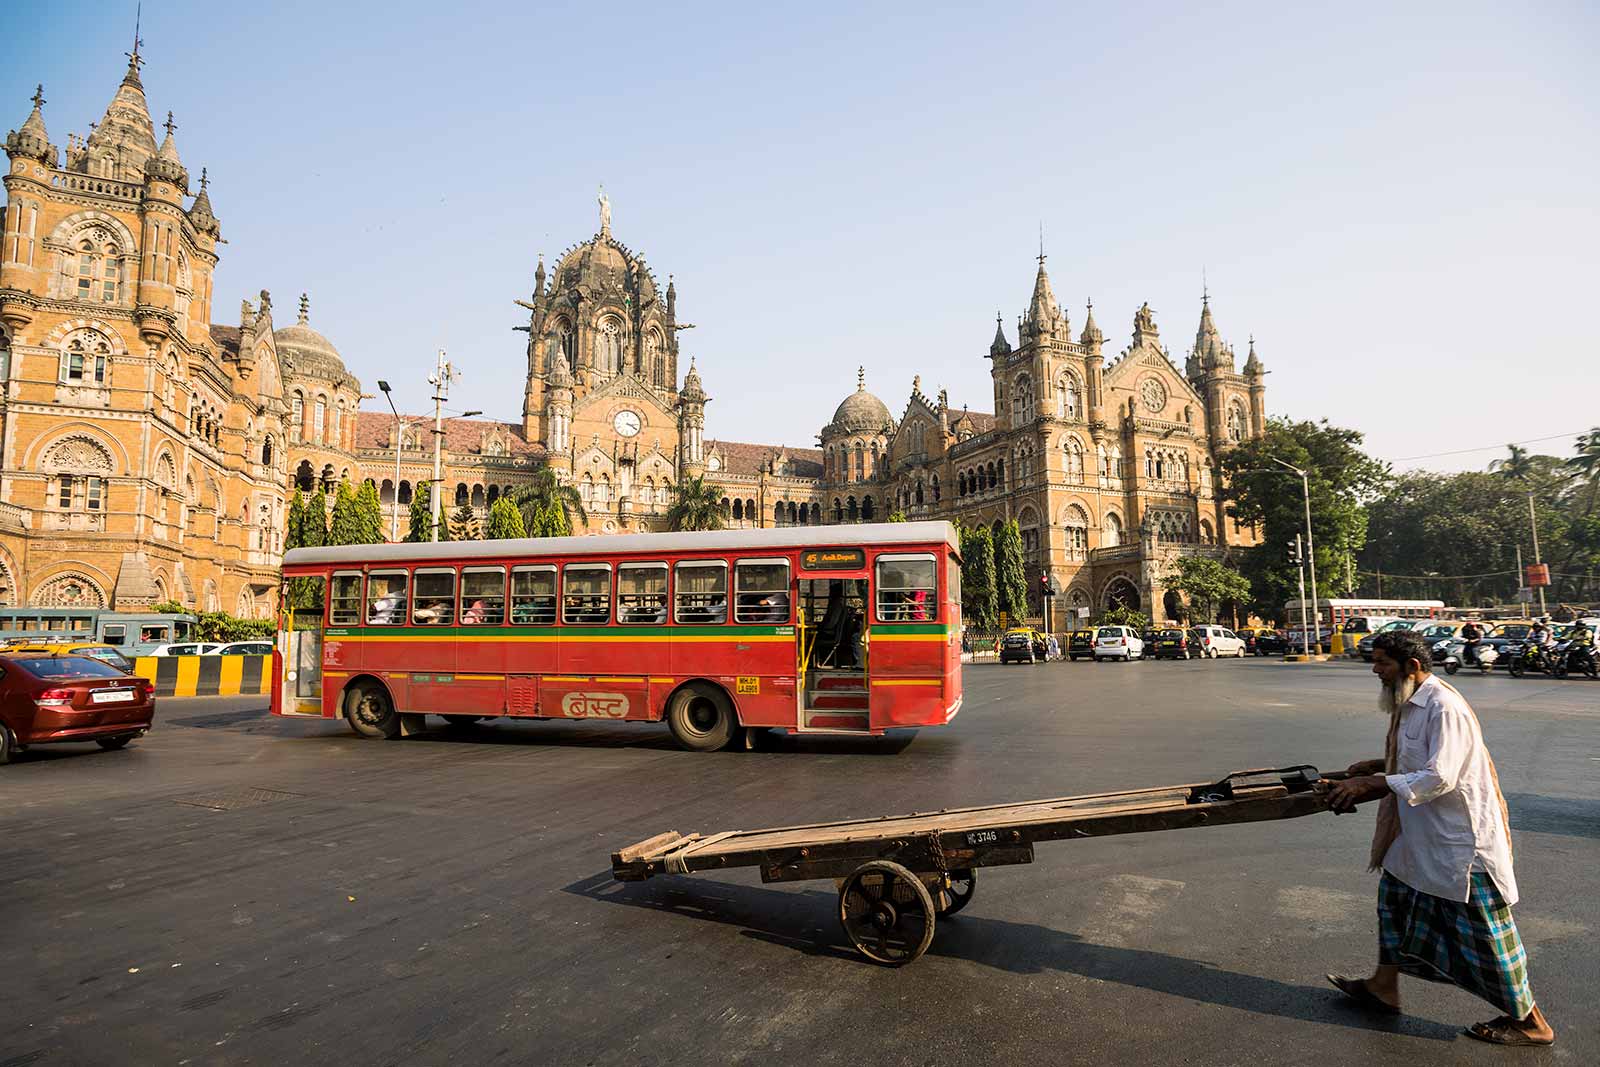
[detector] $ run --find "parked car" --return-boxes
[1254,629,1289,655]
[1066,630,1096,661]
[1093,625,1144,661]
[1191,625,1247,658]
[0,653,156,764]
[1151,628,1198,660]
[213,641,274,656]
[1353,619,1427,661]
[146,642,222,657]
[1234,626,1275,654]
[1,642,135,673]
[999,628,1041,664]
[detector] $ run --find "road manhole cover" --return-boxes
[174,787,305,812]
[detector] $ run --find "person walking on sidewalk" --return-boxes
[1323,629,1556,1046]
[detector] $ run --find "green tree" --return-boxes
[150,599,187,615]
[355,479,386,544]
[406,482,447,542]
[959,524,998,631]
[886,510,908,523]
[664,472,727,532]
[1162,556,1251,624]
[327,480,361,546]
[993,519,1028,624]
[1489,443,1535,483]
[1100,605,1151,630]
[298,488,329,548]
[1217,418,1389,617]
[450,501,481,540]
[282,489,326,609]
[1565,428,1600,518]
[512,468,587,537]
[485,497,527,539]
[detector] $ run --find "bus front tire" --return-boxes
[667,683,737,752]
[345,682,399,740]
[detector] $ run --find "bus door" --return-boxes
[795,548,871,731]
[285,573,337,716]
[869,552,943,731]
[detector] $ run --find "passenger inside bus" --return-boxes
[368,596,404,624]
[737,590,790,623]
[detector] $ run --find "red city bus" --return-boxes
[272,522,962,750]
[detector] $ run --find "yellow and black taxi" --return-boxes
[1,642,135,674]
[1151,627,1200,660]
[1066,629,1096,661]
[999,627,1046,664]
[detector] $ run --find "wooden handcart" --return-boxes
[610,765,1345,965]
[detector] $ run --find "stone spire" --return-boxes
[1023,251,1062,340]
[1191,288,1231,372]
[533,253,546,297]
[1079,298,1103,347]
[990,311,1011,357]
[145,111,187,188]
[187,166,219,236]
[1243,334,1264,377]
[5,84,57,165]
[297,293,310,326]
[679,354,705,402]
[84,47,158,179]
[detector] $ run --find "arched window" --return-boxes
[1056,375,1080,419]
[832,497,844,523]
[261,437,274,467]
[42,434,113,518]
[1064,505,1089,559]
[332,400,344,445]
[313,397,326,443]
[854,442,864,481]
[290,393,304,441]
[594,477,611,506]
[1064,437,1084,479]
[580,476,594,504]
[471,484,485,509]
[931,475,940,502]
[787,501,798,524]
[72,237,123,304]
[596,317,623,374]
[1227,402,1247,442]
[1012,374,1034,423]
[59,331,111,385]
[398,479,413,504]
[1103,511,1123,548]
[846,496,858,522]
[454,483,469,507]
[1200,518,1215,545]
[914,480,925,506]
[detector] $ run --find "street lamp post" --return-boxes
[377,380,403,542]
[1269,457,1319,638]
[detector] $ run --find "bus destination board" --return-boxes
[800,548,866,571]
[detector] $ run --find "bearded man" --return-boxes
[1323,629,1555,1046]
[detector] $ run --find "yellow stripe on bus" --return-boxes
[455,674,501,680]
[870,633,949,643]
[870,678,943,686]
[328,634,793,645]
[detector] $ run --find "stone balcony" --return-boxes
[0,500,32,531]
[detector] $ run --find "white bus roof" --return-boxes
[283,520,960,569]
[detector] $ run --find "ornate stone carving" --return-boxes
[42,434,114,474]
[32,572,107,607]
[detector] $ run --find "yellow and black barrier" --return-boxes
[133,655,273,698]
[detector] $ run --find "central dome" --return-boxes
[828,368,892,432]
[274,295,348,380]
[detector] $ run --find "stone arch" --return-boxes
[1163,588,1185,624]
[237,588,255,618]
[1101,574,1140,612]
[1200,517,1215,544]
[1062,503,1090,559]
[45,209,138,257]
[41,316,130,356]
[0,547,17,606]
[1062,434,1085,479]
[1055,370,1082,419]
[152,449,177,490]
[1102,510,1124,548]
[31,569,108,608]
[39,431,116,476]
[203,578,219,613]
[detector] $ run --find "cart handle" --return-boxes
[1186,765,1332,804]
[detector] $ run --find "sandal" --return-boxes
[1326,974,1401,1015]
[1463,1019,1555,1046]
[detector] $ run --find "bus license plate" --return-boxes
[92,690,134,703]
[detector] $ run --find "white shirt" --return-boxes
[1383,675,1517,904]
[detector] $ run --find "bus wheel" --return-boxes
[345,682,399,739]
[667,683,736,752]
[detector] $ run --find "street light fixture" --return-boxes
[1266,457,1319,640]
[377,380,403,541]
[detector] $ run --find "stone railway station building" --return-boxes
[1,47,1266,629]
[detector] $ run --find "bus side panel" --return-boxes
[540,676,649,723]
[666,631,795,728]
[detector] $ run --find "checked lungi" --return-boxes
[1377,871,1534,1018]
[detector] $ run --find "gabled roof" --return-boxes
[352,411,546,458]
[707,440,824,478]
[208,324,242,358]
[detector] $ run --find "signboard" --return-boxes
[1516,587,1534,604]
[800,548,866,571]
[1524,563,1550,588]
[1076,607,1091,619]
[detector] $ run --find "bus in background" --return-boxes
[273,522,962,751]
[1284,598,1444,632]
[0,608,198,656]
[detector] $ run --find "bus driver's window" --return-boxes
[735,560,790,623]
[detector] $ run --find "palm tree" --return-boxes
[665,473,727,531]
[511,468,586,537]
[1565,427,1600,516]
[1489,444,1535,483]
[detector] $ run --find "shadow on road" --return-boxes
[397,720,921,756]
[564,870,1461,1040]
[1504,793,1600,841]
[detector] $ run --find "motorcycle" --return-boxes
[1551,641,1598,680]
[1507,642,1555,678]
[1440,638,1496,676]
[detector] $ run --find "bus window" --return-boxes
[563,564,611,624]
[142,625,168,642]
[618,563,668,624]
[461,567,506,625]
[102,623,127,646]
[46,617,66,632]
[876,553,936,621]
[510,566,557,624]
[735,559,790,623]
[413,569,456,626]
[675,561,727,624]
[174,620,193,640]
[366,570,408,625]
[330,572,364,626]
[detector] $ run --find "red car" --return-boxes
[0,654,155,765]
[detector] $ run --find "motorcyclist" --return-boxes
[1528,619,1554,670]
[1562,623,1594,671]
[1460,619,1483,665]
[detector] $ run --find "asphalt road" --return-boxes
[2,658,1595,1066]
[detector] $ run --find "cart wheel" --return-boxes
[936,869,976,917]
[838,860,936,966]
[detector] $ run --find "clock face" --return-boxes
[1141,379,1167,412]
[613,410,641,437]
[708,456,722,471]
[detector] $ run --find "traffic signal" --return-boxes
[1285,540,1302,565]
[1040,572,1054,597]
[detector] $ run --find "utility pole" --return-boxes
[378,380,402,542]
[1269,458,1318,634]
[1527,493,1546,616]
[1515,544,1524,615]
[427,351,454,543]
[1294,533,1310,654]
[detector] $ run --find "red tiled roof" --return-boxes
[707,440,824,479]
[209,324,242,357]
[353,410,546,458]
[951,409,996,434]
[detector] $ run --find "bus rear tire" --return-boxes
[345,681,399,739]
[667,683,737,752]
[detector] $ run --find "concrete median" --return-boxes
[133,655,272,698]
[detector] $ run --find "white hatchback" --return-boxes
[1093,625,1145,661]
[146,642,222,656]
[1191,625,1247,658]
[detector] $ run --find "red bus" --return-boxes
[272,522,962,750]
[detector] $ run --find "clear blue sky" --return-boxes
[6,0,1596,472]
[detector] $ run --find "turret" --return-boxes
[676,356,708,474]
[1244,336,1267,438]
[533,253,546,300]
[81,49,158,180]
[1081,299,1106,424]
[989,312,1011,357]
[187,167,220,237]
[5,85,58,166]
[1022,254,1065,343]
[144,111,187,191]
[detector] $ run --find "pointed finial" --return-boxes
[298,293,309,325]
[857,365,866,390]
[125,3,145,78]
[198,166,209,190]
[31,84,45,110]
[163,111,176,136]
[1037,222,1046,265]
[1202,266,1209,306]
